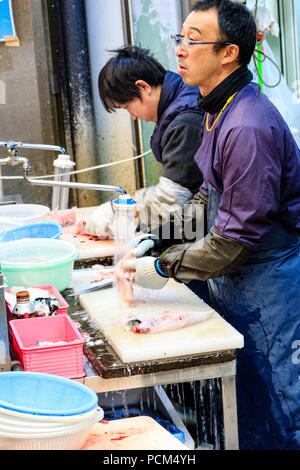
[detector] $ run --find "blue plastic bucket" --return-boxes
[0,222,62,243]
[0,372,98,416]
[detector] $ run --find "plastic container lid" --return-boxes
[0,372,98,416]
[53,154,75,169]
[0,238,77,267]
[113,194,136,210]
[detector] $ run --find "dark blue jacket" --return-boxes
[150,71,204,193]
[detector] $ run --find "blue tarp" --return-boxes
[0,0,15,41]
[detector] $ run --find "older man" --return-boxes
[124,0,300,450]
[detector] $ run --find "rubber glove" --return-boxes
[129,234,155,257]
[85,201,114,239]
[122,256,169,290]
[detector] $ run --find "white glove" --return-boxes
[129,234,155,257]
[85,201,115,239]
[122,256,168,290]
[135,176,193,228]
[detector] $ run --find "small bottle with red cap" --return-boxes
[12,291,36,319]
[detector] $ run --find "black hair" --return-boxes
[98,45,166,113]
[191,0,257,66]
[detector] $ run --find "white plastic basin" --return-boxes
[0,204,50,226]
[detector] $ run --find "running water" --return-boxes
[113,195,136,267]
[166,379,224,449]
[113,195,137,308]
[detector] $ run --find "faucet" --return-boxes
[0,141,127,194]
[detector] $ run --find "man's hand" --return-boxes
[122,256,169,290]
[129,234,155,257]
[85,201,114,239]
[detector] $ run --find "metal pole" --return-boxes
[23,170,127,195]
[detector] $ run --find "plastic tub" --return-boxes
[0,372,98,416]
[0,405,103,450]
[0,238,78,291]
[0,407,103,434]
[0,426,92,450]
[0,406,103,429]
[0,219,21,233]
[0,222,62,243]
[10,315,85,378]
[0,204,50,226]
[0,403,101,424]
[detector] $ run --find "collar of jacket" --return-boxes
[151,71,202,162]
[198,66,253,115]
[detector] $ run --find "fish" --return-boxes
[33,339,78,347]
[115,251,136,309]
[33,297,60,316]
[115,313,142,331]
[91,264,116,282]
[61,218,100,238]
[118,309,214,334]
[47,207,77,227]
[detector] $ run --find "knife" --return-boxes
[67,280,113,297]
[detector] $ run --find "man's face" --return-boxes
[176,8,225,95]
[118,98,149,121]
[116,87,158,122]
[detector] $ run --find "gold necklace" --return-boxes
[206,91,238,132]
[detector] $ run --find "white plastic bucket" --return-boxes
[0,407,103,450]
[0,407,103,435]
[0,407,103,432]
[0,427,91,450]
[0,404,101,424]
[0,204,50,226]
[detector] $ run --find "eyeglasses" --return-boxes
[171,34,233,50]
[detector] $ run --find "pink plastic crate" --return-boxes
[5,284,69,323]
[9,314,85,379]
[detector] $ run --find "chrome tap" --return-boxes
[0,141,127,194]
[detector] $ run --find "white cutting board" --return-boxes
[81,416,189,450]
[79,280,244,363]
[60,207,114,260]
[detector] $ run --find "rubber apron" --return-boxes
[207,183,300,450]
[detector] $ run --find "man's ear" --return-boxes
[222,44,240,65]
[135,80,152,95]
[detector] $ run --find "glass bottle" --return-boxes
[12,291,36,319]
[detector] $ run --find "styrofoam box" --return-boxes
[9,314,85,379]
